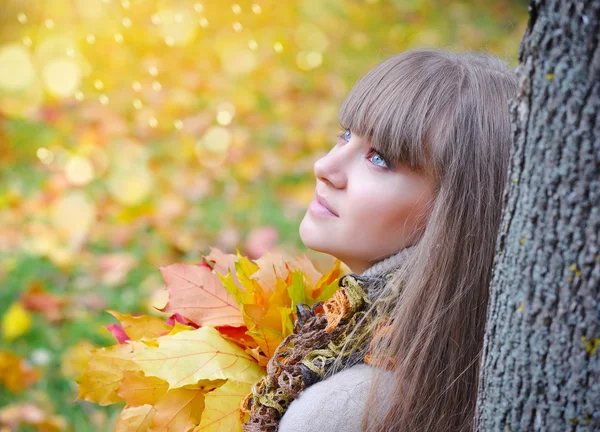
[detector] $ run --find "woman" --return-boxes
[242,47,518,432]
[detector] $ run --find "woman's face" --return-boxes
[299,129,437,274]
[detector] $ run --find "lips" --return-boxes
[315,192,338,216]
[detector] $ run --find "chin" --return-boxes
[300,215,348,263]
[299,214,329,254]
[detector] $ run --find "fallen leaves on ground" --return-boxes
[0,350,40,394]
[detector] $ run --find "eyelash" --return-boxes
[336,129,392,170]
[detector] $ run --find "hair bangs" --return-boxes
[337,52,461,177]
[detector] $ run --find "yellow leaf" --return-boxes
[279,306,294,338]
[106,310,171,340]
[269,276,292,309]
[2,302,32,341]
[234,266,266,306]
[165,321,195,336]
[149,386,206,432]
[133,326,264,389]
[215,252,344,365]
[114,404,155,432]
[234,249,259,277]
[117,370,227,408]
[76,341,146,405]
[117,370,169,406]
[195,380,252,432]
[219,272,254,306]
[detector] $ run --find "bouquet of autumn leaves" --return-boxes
[75,248,345,431]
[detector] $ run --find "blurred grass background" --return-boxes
[0,0,527,430]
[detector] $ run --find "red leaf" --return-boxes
[214,325,256,350]
[104,324,130,344]
[158,263,244,327]
[165,313,199,328]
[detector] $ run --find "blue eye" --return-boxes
[367,150,389,169]
[336,128,391,170]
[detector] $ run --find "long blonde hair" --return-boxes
[329,48,518,431]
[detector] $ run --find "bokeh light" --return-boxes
[0,0,528,429]
[0,44,36,91]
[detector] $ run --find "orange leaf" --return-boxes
[313,259,344,299]
[245,326,285,366]
[158,263,244,327]
[149,386,206,432]
[117,370,169,406]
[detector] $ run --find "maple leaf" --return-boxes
[104,324,130,344]
[215,251,345,365]
[204,247,239,282]
[115,370,229,431]
[248,253,292,295]
[149,386,206,432]
[165,312,199,328]
[287,254,323,288]
[158,263,244,328]
[114,405,155,432]
[75,340,146,405]
[78,251,346,431]
[214,325,257,351]
[133,326,264,389]
[106,310,172,340]
[312,260,345,300]
[117,370,169,406]
[195,380,254,432]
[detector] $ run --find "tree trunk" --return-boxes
[475,0,600,431]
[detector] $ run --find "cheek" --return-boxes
[346,187,399,233]
[348,184,431,242]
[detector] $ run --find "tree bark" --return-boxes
[475,0,600,431]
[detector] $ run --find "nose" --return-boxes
[313,143,349,189]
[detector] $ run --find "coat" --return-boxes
[278,363,395,432]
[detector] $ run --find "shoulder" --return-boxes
[278,363,395,432]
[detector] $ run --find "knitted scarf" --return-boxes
[241,246,415,431]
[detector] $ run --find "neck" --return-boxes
[359,244,417,278]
